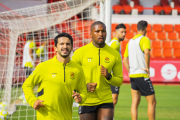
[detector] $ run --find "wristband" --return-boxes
[107,73,112,80]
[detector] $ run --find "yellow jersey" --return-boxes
[72,42,123,106]
[22,56,87,120]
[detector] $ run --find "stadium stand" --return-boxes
[174,24,180,32]
[153,24,163,32]
[157,31,167,40]
[168,32,177,40]
[164,24,173,32]
[125,31,134,40]
[131,24,137,32]
[162,41,172,49]
[146,31,156,40]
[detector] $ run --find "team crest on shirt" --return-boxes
[70,72,75,80]
[104,57,110,63]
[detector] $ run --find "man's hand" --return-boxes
[142,68,150,76]
[87,83,97,92]
[101,65,109,78]
[72,91,82,103]
[33,100,45,110]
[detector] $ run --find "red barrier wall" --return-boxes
[123,60,180,83]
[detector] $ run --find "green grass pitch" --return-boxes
[9,84,180,120]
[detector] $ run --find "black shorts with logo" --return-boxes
[110,85,120,94]
[24,67,33,77]
[78,103,114,114]
[130,77,155,96]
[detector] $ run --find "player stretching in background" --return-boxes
[19,35,36,104]
[108,23,126,107]
[72,21,123,120]
[123,20,156,120]
[22,33,87,120]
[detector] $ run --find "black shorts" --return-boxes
[24,67,33,77]
[78,103,114,114]
[130,77,155,96]
[110,85,120,94]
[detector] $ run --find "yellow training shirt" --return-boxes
[22,56,87,120]
[124,34,151,78]
[72,42,123,106]
[109,37,120,52]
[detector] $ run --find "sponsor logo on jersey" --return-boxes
[87,57,92,62]
[70,72,75,80]
[104,57,110,63]
[51,73,57,78]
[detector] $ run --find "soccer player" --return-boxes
[72,21,123,120]
[22,33,87,120]
[108,23,126,107]
[20,35,36,103]
[36,37,48,62]
[123,20,156,120]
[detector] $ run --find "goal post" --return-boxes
[0,0,112,119]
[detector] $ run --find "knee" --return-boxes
[153,99,157,107]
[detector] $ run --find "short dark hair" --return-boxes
[54,32,73,47]
[91,21,106,31]
[28,35,34,40]
[137,20,148,31]
[115,23,126,30]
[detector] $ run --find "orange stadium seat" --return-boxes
[160,0,169,6]
[162,41,172,48]
[151,41,161,48]
[146,31,156,40]
[121,40,129,49]
[125,31,134,40]
[153,24,162,32]
[163,6,172,15]
[112,23,118,32]
[134,5,144,14]
[121,48,125,56]
[179,32,180,39]
[172,41,180,49]
[112,5,123,14]
[164,24,173,32]
[174,24,180,32]
[153,5,163,14]
[152,48,162,57]
[147,24,152,32]
[168,32,177,40]
[131,24,137,32]
[122,5,132,14]
[124,24,130,31]
[120,0,128,5]
[163,48,172,57]
[132,0,140,5]
[173,49,180,57]
[172,0,180,7]
[174,6,180,14]
[157,31,167,40]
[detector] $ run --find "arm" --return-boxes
[123,57,129,73]
[75,68,87,104]
[22,64,42,108]
[143,49,150,76]
[102,55,123,87]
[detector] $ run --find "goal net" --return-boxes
[0,0,101,119]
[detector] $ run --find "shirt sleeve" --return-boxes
[29,42,36,49]
[124,42,129,57]
[140,37,151,51]
[110,41,120,52]
[76,67,87,104]
[71,50,82,65]
[105,54,123,87]
[36,47,44,57]
[22,64,43,107]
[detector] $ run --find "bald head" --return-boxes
[91,21,106,31]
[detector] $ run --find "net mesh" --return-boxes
[0,0,101,119]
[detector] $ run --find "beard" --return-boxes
[57,48,71,58]
[118,37,124,41]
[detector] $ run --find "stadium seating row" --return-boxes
[112,23,180,32]
[121,40,180,58]
[112,0,180,15]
